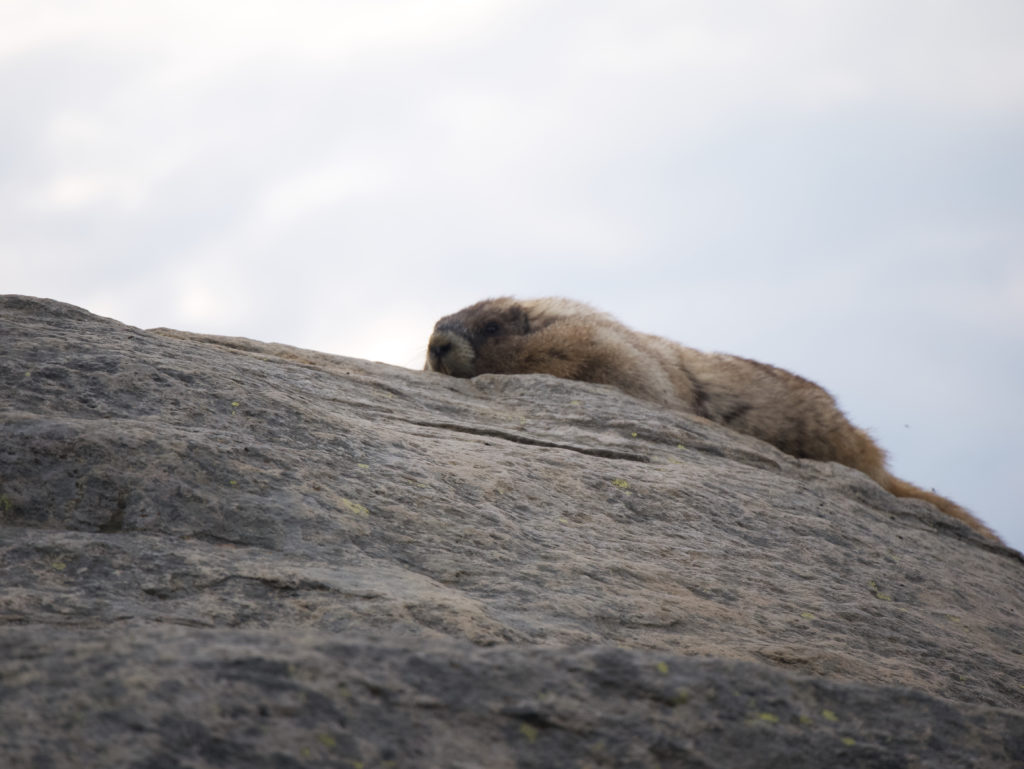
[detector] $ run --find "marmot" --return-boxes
[425,296,1000,543]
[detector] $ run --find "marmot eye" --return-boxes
[482,321,500,336]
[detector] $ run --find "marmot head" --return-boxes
[424,297,531,377]
[425,296,606,376]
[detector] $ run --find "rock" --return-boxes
[1,294,1022,768]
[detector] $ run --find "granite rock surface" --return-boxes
[2,295,1022,767]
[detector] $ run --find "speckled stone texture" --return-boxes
[2,295,1022,768]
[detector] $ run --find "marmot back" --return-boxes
[425,296,1000,543]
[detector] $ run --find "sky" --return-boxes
[2,0,1022,549]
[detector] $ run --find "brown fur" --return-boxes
[426,297,1000,542]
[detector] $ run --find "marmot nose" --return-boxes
[429,341,452,360]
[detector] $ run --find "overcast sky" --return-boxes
[3,1,1022,549]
